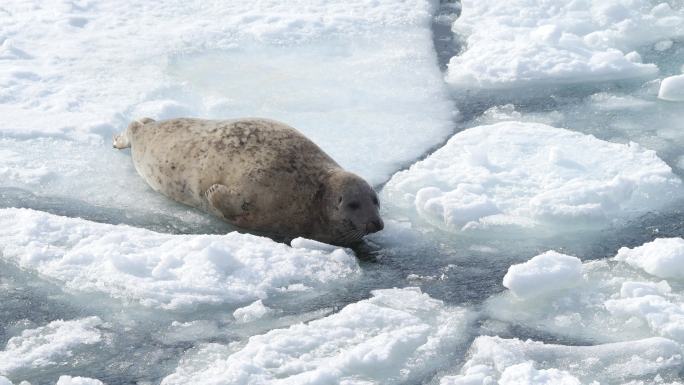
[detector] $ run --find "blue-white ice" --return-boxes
[3,0,684,384]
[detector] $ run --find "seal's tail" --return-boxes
[113,117,156,149]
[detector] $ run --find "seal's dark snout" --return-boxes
[365,218,384,234]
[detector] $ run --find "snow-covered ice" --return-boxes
[162,287,474,385]
[438,336,683,385]
[0,376,105,385]
[447,0,684,90]
[0,317,103,376]
[0,208,360,309]
[54,377,105,385]
[0,0,455,192]
[659,74,684,101]
[233,300,273,324]
[487,238,684,344]
[502,251,583,298]
[382,121,681,235]
[616,238,684,279]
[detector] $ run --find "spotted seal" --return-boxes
[114,117,383,245]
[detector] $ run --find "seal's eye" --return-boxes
[372,196,379,206]
[347,201,360,210]
[338,197,343,204]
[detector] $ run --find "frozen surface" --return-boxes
[487,239,684,344]
[659,74,684,101]
[616,238,684,279]
[4,0,684,384]
[0,317,103,376]
[447,0,684,90]
[0,0,455,190]
[233,300,273,324]
[162,287,473,385]
[54,377,105,385]
[0,208,360,309]
[439,336,683,385]
[382,121,681,235]
[502,251,582,298]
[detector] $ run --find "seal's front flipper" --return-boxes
[206,184,243,220]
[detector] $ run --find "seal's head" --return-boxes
[320,170,384,245]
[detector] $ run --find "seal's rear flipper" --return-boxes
[113,118,156,149]
[206,184,244,220]
[113,133,130,149]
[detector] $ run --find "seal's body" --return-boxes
[114,118,383,245]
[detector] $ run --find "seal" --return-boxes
[113,117,384,245]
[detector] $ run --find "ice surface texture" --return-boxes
[488,238,684,344]
[659,74,684,101]
[0,208,360,309]
[0,317,102,376]
[0,0,455,186]
[447,0,684,89]
[439,336,683,384]
[382,121,681,235]
[162,287,473,385]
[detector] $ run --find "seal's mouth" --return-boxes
[338,229,366,245]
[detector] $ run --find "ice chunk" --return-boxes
[233,300,273,323]
[55,377,104,385]
[438,336,683,384]
[0,317,102,375]
[447,0,684,90]
[658,74,684,101]
[616,238,684,279]
[0,208,360,309]
[487,240,684,343]
[502,251,583,298]
[382,122,681,235]
[162,287,474,385]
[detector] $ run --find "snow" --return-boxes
[487,240,684,343]
[54,377,104,385]
[162,287,474,385]
[382,121,681,235]
[0,317,103,376]
[616,238,684,279]
[0,208,360,309]
[502,251,583,299]
[658,74,684,101]
[0,0,455,188]
[447,0,684,90]
[233,300,273,323]
[438,336,683,385]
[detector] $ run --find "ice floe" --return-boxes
[616,238,684,279]
[487,238,684,344]
[502,251,583,299]
[382,121,681,235]
[447,0,684,90]
[659,74,684,101]
[0,317,103,376]
[0,376,105,385]
[54,377,105,385]
[438,336,683,384]
[233,300,273,323]
[0,208,360,309]
[0,0,454,191]
[162,287,474,385]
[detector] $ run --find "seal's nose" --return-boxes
[365,219,384,234]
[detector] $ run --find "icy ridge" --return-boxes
[0,208,360,309]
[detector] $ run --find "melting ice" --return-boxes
[2,0,684,384]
